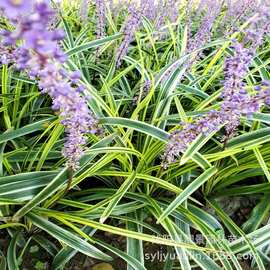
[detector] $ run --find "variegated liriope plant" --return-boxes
[0,0,270,269]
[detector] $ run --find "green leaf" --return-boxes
[227,128,270,149]
[52,226,97,269]
[36,124,64,171]
[207,199,265,270]
[251,113,270,124]
[7,233,20,270]
[0,118,55,144]
[0,171,57,201]
[61,16,74,48]
[26,212,112,261]
[38,209,218,252]
[85,147,142,158]
[2,65,12,129]
[0,198,22,206]
[242,195,270,233]
[13,169,68,219]
[126,212,144,270]
[66,33,121,56]
[0,251,6,270]
[181,132,217,165]
[96,239,147,270]
[0,223,27,230]
[100,117,169,142]
[100,171,137,222]
[32,235,59,257]
[157,167,218,223]
[253,147,270,182]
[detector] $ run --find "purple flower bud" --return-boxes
[52,29,65,41]
[70,70,82,83]
[76,85,85,93]
[265,97,270,105]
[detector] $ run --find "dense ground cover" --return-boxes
[0,0,270,269]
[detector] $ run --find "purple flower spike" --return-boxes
[95,0,106,39]
[0,0,33,19]
[188,0,221,55]
[80,0,89,22]
[162,6,270,168]
[115,3,143,67]
[0,1,100,171]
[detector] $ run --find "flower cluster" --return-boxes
[155,0,167,29]
[0,0,31,19]
[224,0,259,25]
[80,0,89,22]
[0,43,15,65]
[95,0,106,39]
[162,110,223,166]
[155,0,179,28]
[188,0,221,55]
[0,1,99,171]
[140,0,155,21]
[220,0,260,36]
[162,7,270,167]
[218,42,253,139]
[244,7,270,50]
[111,0,180,27]
[114,0,183,66]
[115,3,143,67]
[161,0,220,86]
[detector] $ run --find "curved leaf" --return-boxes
[27,212,112,261]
